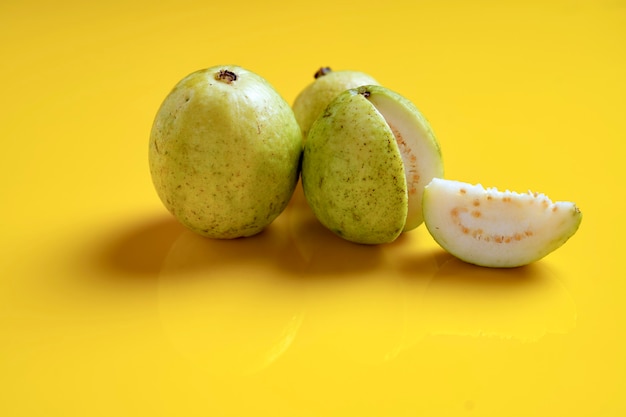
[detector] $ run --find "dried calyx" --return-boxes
[216,69,237,83]
[314,67,332,78]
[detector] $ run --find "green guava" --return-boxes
[292,67,379,141]
[302,85,443,244]
[149,65,302,239]
[422,178,583,267]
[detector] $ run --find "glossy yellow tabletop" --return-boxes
[1,0,625,415]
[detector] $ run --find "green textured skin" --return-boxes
[302,88,408,244]
[149,65,302,239]
[292,70,379,141]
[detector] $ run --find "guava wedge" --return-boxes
[422,178,582,268]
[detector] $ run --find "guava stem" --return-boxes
[216,69,237,84]
[314,67,332,79]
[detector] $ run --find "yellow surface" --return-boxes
[1,0,625,415]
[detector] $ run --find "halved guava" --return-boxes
[302,85,443,244]
[422,178,582,268]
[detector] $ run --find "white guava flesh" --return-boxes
[366,91,443,231]
[422,178,582,267]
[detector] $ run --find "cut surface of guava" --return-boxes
[365,88,442,231]
[422,178,582,268]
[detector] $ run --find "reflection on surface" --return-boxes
[417,258,577,342]
[158,214,307,377]
[285,183,439,364]
[157,183,578,374]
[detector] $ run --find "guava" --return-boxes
[149,65,302,239]
[292,67,379,141]
[302,85,443,244]
[422,178,582,267]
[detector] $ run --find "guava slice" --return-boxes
[422,178,582,268]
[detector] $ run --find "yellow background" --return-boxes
[1,0,625,415]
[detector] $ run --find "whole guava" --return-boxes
[149,65,303,239]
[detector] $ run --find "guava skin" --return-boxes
[292,68,380,141]
[302,88,408,245]
[149,65,302,239]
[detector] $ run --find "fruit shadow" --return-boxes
[155,216,309,282]
[284,199,387,279]
[391,237,454,279]
[94,213,186,281]
[430,257,549,287]
[94,211,307,285]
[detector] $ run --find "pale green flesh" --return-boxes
[302,90,408,244]
[367,91,443,231]
[423,178,582,267]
